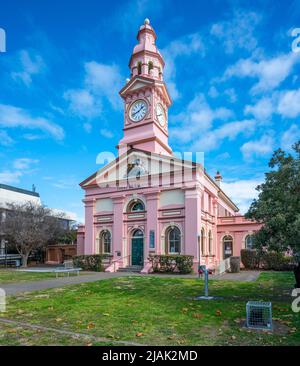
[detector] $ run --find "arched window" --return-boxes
[166,227,181,254]
[245,235,254,249]
[223,235,233,259]
[148,61,153,74]
[128,200,145,212]
[208,231,212,255]
[100,231,111,254]
[137,62,142,75]
[201,228,205,255]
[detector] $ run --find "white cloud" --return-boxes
[244,97,274,121]
[277,88,300,118]
[171,94,233,144]
[224,88,237,103]
[241,134,274,161]
[64,61,123,128]
[0,104,64,141]
[100,128,114,138]
[208,86,219,98]
[52,176,79,190]
[0,170,22,184]
[245,88,300,121]
[13,158,39,170]
[222,178,262,214]
[11,49,46,86]
[64,89,102,119]
[191,119,256,152]
[84,61,123,109]
[210,10,260,54]
[162,33,205,100]
[0,130,14,146]
[281,124,300,150]
[224,52,300,94]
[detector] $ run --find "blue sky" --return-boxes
[0,0,300,221]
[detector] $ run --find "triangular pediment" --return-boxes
[80,149,201,189]
[119,76,172,105]
[119,76,154,96]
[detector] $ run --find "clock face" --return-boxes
[129,99,148,122]
[156,103,166,127]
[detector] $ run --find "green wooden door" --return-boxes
[131,237,144,265]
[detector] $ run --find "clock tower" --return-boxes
[118,19,173,157]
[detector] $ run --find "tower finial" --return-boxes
[144,18,150,25]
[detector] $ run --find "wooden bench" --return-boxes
[54,260,82,278]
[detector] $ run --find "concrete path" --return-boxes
[1,270,261,296]
[213,270,261,282]
[1,272,136,296]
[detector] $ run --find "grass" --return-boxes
[0,271,299,346]
[0,269,57,284]
[0,269,92,284]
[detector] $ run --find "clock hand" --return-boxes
[133,105,144,116]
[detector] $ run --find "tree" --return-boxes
[246,141,300,287]
[2,202,67,267]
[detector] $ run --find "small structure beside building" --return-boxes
[0,183,77,264]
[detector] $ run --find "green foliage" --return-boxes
[59,229,77,244]
[241,249,260,269]
[149,254,194,274]
[241,249,295,271]
[73,254,112,272]
[261,252,295,271]
[246,141,300,261]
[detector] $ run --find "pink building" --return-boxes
[77,19,261,273]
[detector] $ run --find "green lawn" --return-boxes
[0,271,299,346]
[0,269,92,284]
[0,269,56,284]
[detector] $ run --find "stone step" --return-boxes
[117,266,143,273]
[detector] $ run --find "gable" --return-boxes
[80,149,200,189]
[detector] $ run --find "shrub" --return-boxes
[241,249,260,269]
[241,249,295,271]
[149,255,194,274]
[73,254,112,272]
[261,252,295,271]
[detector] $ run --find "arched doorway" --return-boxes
[131,229,144,265]
[223,235,233,259]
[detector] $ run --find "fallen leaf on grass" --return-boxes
[181,308,188,313]
[55,318,63,322]
[7,328,17,333]
[192,313,204,319]
[87,322,95,329]
[216,309,222,316]
[34,294,49,299]
[136,332,144,337]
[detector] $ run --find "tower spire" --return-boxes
[129,18,164,80]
